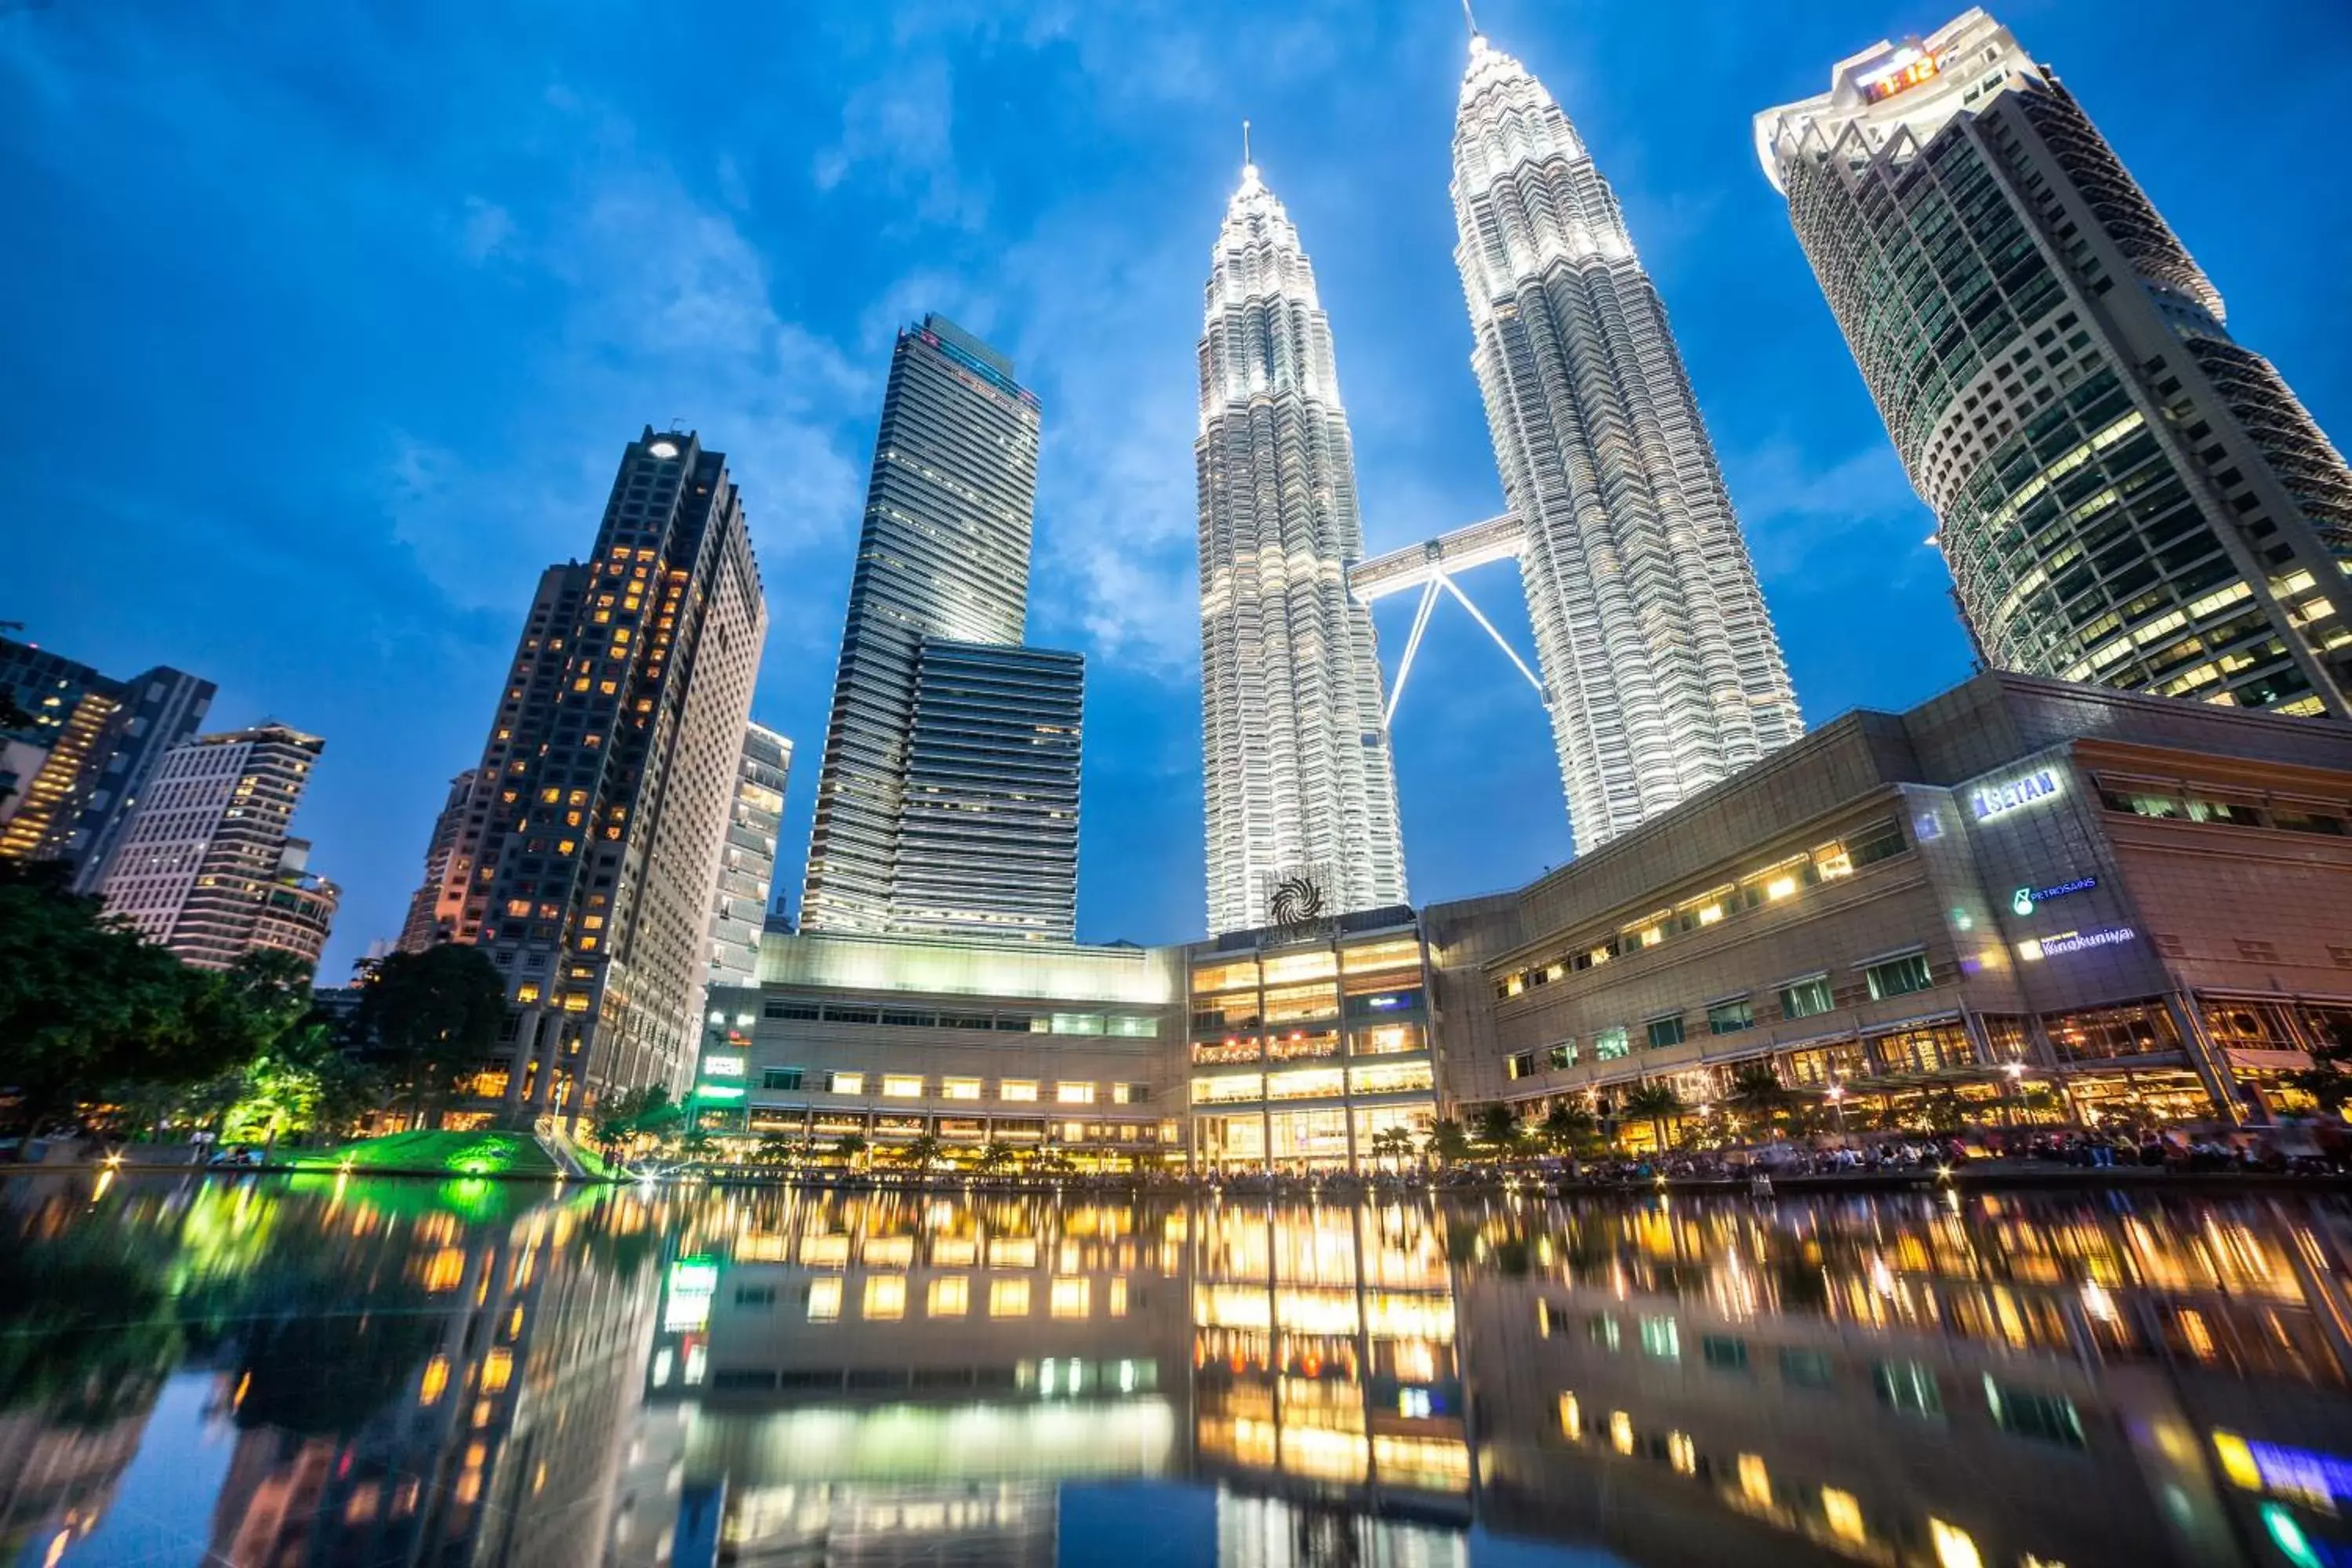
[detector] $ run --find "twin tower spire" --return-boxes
[1196,27,1802,935]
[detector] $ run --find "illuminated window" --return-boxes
[1558,1392,1581,1439]
[942,1077,981,1100]
[989,1279,1032,1318]
[828,1073,864,1095]
[807,1279,843,1321]
[1737,1454,1770,1508]
[1000,1080,1038,1102]
[1822,1488,1866,1544]
[1929,1519,1982,1568]
[882,1075,924,1098]
[862,1276,906,1320]
[1050,1278,1090,1319]
[927,1276,969,1317]
[1056,1082,1095,1105]
[419,1356,450,1406]
[481,1348,512,1392]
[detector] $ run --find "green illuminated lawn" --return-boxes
[292,1131,562,1178]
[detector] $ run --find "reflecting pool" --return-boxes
[2,1174,2347,1566]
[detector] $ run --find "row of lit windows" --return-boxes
[1191,1061,1436,1105]
[1504,953,1936,1080]
[744,1000,1162,1038]
[739,1066,1148,1106]
[803,1272,1125,1323]
[1495,822,1907,1000]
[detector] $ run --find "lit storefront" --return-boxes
[1185,913,1441,1172]
[1430,673,2352,1138]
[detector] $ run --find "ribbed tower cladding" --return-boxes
[1196,148,1407,935]
[1452,32,1802,854]
[1758,9,2352,718]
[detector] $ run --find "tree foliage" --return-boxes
[352,943,506,1123]
[0,867,271,1131]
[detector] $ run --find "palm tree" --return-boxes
[897,1133,944,1176]
[1472,1104,1525,1159]
[1370,1127,1416,1174]
[1537,1102,1598,1156]
[1726,1063,1794,1135]
[1620,1083,1686,1153]
[975,1141,1019,1176]
[830,1131,869,1170]
[1425,1119,1472,1167]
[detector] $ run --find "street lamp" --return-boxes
[1826,1081,1849,1141]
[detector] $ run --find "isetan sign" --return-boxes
[1969,766,2063,822]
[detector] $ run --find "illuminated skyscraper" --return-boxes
[1196,151,1406,935]
[1452,31,1802,854]
[99,723,339,971]
[800,316,1083,943]
[1757,9,2352,717]
[395,768,477,952]
[441,428,767,1120]
[0,635,213,888]
[706,722,790,989]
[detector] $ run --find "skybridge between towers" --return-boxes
[1349,512,1545,725]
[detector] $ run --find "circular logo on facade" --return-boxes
[1269,873,1326,926]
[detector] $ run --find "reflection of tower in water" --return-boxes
[203,1189,660,1568]
[1189,1200,1471,1523]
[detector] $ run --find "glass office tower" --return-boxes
[1758,10,2352,717]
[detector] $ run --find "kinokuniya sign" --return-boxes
[1969,765,2063,822]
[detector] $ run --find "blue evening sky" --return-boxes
[4,2,2347,977]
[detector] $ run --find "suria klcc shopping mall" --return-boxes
[684,673,2352,1170]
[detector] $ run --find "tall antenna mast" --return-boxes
[1242,118,1253,170]
[1461,0,1482,38]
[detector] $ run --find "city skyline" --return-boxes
[3,1,2346,975]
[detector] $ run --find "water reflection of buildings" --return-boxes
[1452,1192,2352,1568]
[203,1186,659,1568]
[1191,1203,1469,1519]
[625,1194,1477,1566]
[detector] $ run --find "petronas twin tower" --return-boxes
[1197,26,1802,934]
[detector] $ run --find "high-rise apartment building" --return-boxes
[1757,9,2352,717]
[99,723,338,971]
[394,768,477,952]
[0,636,213,888]
[1452,32,1802,855]
[800,315,1086,943]
[438,428,766,1121]
[706,722,791,989]
[1196,154,1407,935]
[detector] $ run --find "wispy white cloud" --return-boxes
[1725,438,1936,583]
[812,53,987,230]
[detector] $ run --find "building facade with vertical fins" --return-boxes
[97,722,338,971]
[898,640,1082,943]
[1196,157,1407,935]
[433,428,766,1122]
[1756,9,2352,718]
[0,636,214,889]
[1452,33,1802,855]
[800,315,1086,944]
[706,722,792,990]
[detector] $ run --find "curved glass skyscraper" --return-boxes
[1758,10,2352,718]
[1196,156,1406,935]
[1452,34,1802,854]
